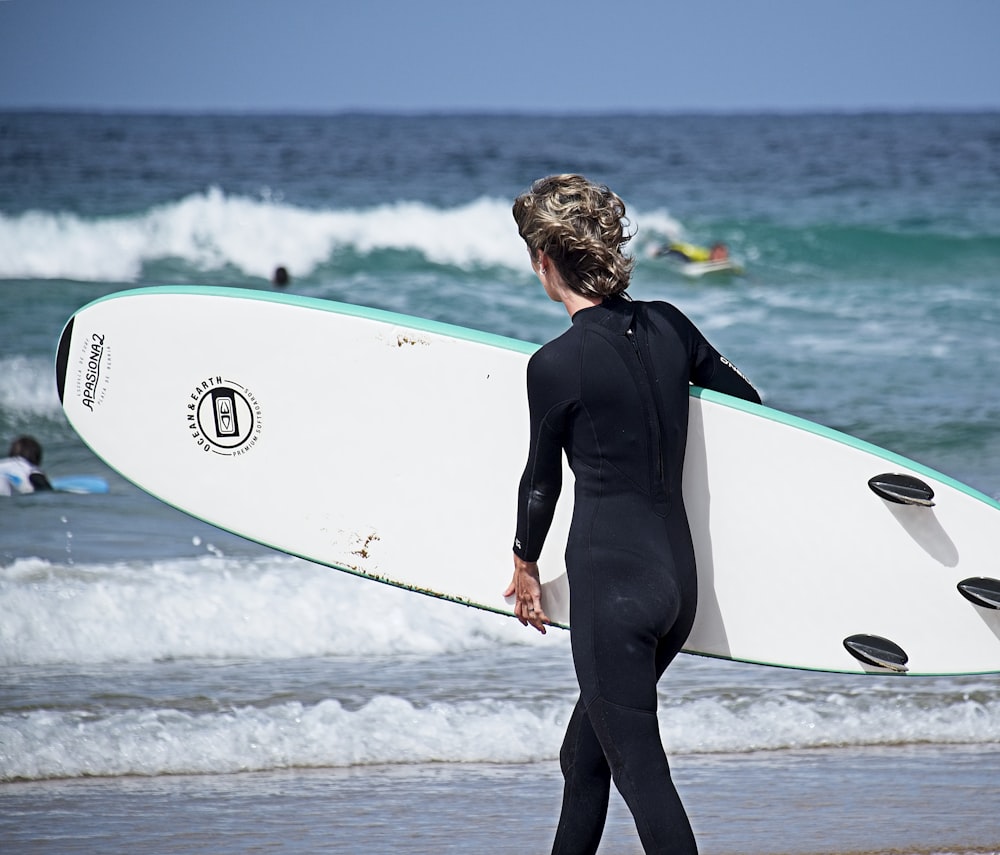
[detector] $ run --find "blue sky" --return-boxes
[1,0,998,113]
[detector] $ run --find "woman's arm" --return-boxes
[512,351,570,562]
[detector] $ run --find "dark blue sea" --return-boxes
[2,111,999,854]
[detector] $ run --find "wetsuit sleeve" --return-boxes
[692,344,761,404]
[672,308,761,404]
[29,472,53,492]
[513,349,572,563]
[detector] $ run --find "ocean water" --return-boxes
[2,111,1000,854]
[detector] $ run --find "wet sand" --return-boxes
[2,745,998,854]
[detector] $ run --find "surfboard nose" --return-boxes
[56,316,75,405]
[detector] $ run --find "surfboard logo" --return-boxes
[73,332,111,412]
[186,376,262,456]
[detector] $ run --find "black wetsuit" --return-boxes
[513,295,760,855]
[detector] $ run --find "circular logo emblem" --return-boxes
[187,378,262,455]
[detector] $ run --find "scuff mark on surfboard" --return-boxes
[314,527,384,574]
[395,333,430,347]
[373,328,433,348]
[351,531,380,559]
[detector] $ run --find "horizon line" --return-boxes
[2,105,999,118]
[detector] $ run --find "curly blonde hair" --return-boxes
[512,174,634,298]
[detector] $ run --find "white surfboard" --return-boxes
[56,286,1000,675]
[676,259,744,278]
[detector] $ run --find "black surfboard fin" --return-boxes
[957,577,1000,610]
[868,473,935,507]
[843,634,909,672]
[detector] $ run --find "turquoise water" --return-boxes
[2,111,999,854]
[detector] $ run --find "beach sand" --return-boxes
[3,745,997,854]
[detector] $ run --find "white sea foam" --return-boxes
[0,190,684,282]
[0,356,61,418]
[0,554,551,666]
[0,191,519,281]
[3,680,998,781]
[0,695,566,781]
[3,554,999,781]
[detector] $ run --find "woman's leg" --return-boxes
[567,549,698,854]
[585,696,697,855]
[551,697,611,855]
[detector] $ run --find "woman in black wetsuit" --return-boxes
[504,175,761,854]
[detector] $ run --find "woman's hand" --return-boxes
[504,553,549,634]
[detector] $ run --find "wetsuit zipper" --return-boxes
[625,327,667,497]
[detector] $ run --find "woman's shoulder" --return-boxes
[535,323,582,354]
[528,325,582,376]
[631,298,693,329]
[634,297,683,318]
[633,299,706,346]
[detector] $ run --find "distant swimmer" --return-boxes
[272,266,291,287]
[655,240,729,263]
[0,435,53,496]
